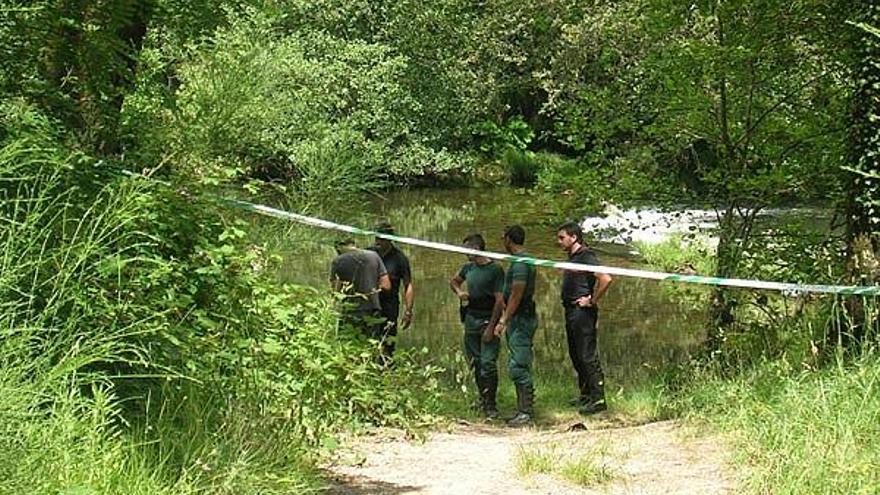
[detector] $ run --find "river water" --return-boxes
[275,187,713,390]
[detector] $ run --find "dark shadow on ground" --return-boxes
[323,473,423,495]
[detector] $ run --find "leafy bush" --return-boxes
[535,153,608,212]
[387,142,477,185]
[0,107,441,493]
[500,147,541,186]
[474,116,534,157]
[123,8,474,195]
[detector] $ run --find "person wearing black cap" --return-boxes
[366,221,414,360]
[556,220,612,415]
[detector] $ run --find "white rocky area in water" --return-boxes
[581,203,719,249]
[581,203,828,254]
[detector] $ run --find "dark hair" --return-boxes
[503,224,526,245]
[374,221,395,235]
[462,233,486,251]
[557,220,584,244]
[334,238,355,248]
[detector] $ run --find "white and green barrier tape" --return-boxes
[119,170,878,296]
[226,199,880,297]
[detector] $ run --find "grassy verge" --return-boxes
[419,344,669,427]
[636,234,880,493]
[670,355,880,494]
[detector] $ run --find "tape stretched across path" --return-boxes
[225,199,880,297]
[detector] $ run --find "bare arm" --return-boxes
[449,275,468,301]
[378,273,391,291]
[592,273,612,304]
[496,281,525,335]
[483,292,506,342]
[488,293,504,328]
[401,281,415,329]
[403,281,414,313]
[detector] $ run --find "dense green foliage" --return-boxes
[1,0,878,493]
[635,230,880,493]
[0,106,441,492]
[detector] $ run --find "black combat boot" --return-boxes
[579,400,607,415]
[481,375,499,418]
[506,383,533,427]
[471,365,484,412]
[578,371,606,415]
[568,374,589,406]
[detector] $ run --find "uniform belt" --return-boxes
[563,298,591,308]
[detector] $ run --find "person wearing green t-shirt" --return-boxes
[450,233,505,418]
[492,225,538,427]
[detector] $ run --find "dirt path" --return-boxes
[324,419,734,494]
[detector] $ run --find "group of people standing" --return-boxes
[330,220,611,426]
[330,222,414,362]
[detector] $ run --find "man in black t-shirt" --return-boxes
[556,221,612,415]
[367,222,414,360]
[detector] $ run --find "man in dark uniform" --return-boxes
[450,233,505,418]
[330,238,391,339]
[492,224,539,427]
[556,221,612,415]
[367,222,414,360]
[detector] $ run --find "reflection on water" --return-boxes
[276,188,707,389]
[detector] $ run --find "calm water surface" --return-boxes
[277,188,707,389]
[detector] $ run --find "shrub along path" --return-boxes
[325,419,733,494]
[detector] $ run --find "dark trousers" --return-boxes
[378,308,398,360]
[462,313,500,386]
[564,306,605,404]
[507,312,538,387]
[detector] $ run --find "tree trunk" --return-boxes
[42,0,153,154]
[839,2,880,349]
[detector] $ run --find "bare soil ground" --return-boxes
[324,418,734,494]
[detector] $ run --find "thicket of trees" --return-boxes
[0,1,877,492]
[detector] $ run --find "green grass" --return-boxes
[671,354,880,494]
[633,235,715,276]
[559,458,616,486]
[514,441,616,486]
[501,148,541,187]
[0,143,200,493]
[0,136,441,494]
[601,232,880,493]
[419,345,669,427]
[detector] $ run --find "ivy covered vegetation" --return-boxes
[0,0,878,493]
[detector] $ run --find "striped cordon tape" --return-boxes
[226,199,880,296]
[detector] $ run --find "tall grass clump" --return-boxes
[0,134,181,492]
[514,442,616,487]
[0,107,442,493]
[634,235,715,275]
[671,353,880,494]
[642,206,880,493]
[665,304,880,494]
[633,236,715,308]
[501,147,540,186]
